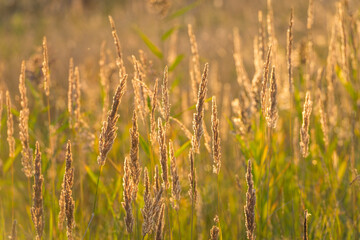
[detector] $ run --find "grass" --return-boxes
[0,0,360,239]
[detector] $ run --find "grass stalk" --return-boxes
[266,126,272,238]
[83,165,103,239]
[176,210,181,240]
[190,195,194,240]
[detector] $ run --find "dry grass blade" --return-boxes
[19,60,33,177]
[97,74,127,166]
[31,142,44,240]
[169,116,193,140]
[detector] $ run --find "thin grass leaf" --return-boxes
[134,26,163,59]
[175,140,191,158]
[161,26,179,41]
[166,0,202,20]
[169,54,184,72]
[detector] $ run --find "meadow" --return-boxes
[0,0,359,239]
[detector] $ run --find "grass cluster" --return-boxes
[0,0,359,239]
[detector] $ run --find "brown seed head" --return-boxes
[152,185,164,232]
[258,11,266,62]
[31,142,44,240]
[158,118,168,188]
[162,66,170,130]
[42,37,50,96]
[300,92,313,158]
[287,9,294,93]
[155,203,165,240]
[307,0,314,31]
[154,165,161,195]
[97,74,127,166]
[141,168,154,237]
[244,159,256,240]
[74,66,81,128]
[19,61,33,177]
[188,24,201,85]
[108,16,126,78]
[261,45,272,117]
[303,210,311,240]
[169,140,181,210]
[132,56,147,123]
[188,147,197,203]
[192,63,209,152]
[265,66,278,128]
[6,91,15,158]
[209,225,220,240]
[150,79,159,144]
[211,96,221,174]
[122,156,134,233]
[67,58,74,127]
[64,141,75,240]
[130,110,141,200]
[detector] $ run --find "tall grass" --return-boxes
[0,0,359,239]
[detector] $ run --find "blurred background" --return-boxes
[1,0,358,93]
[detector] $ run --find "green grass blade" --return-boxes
[133,26,163,59]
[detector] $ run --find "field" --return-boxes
[0,0,359,239]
